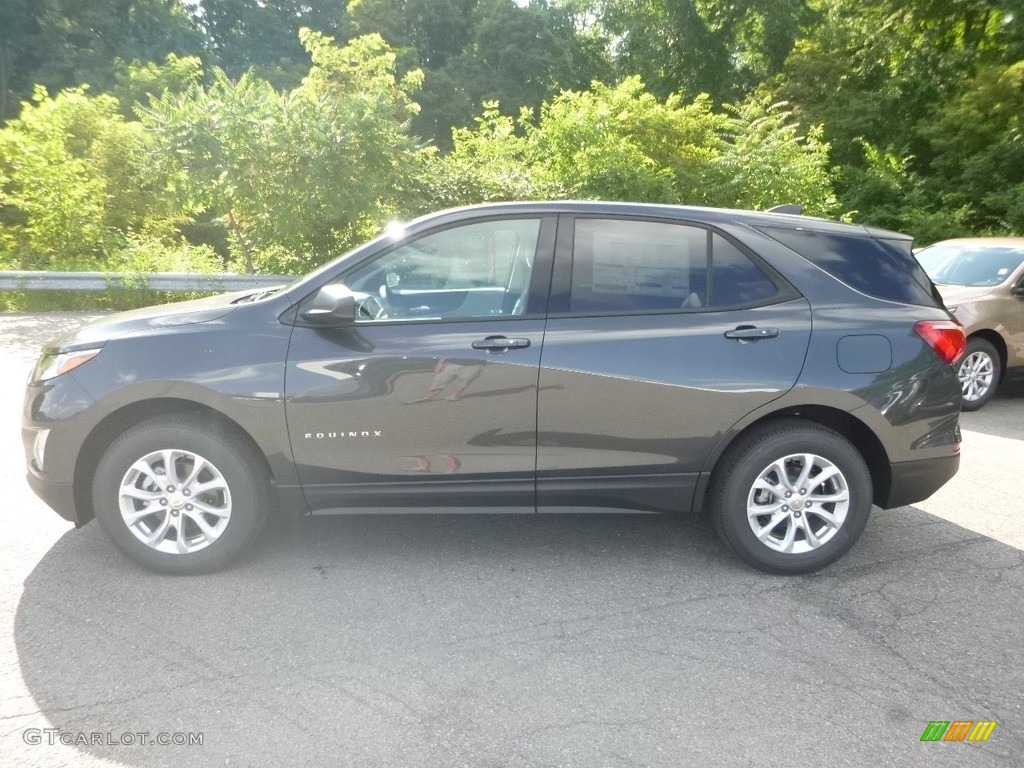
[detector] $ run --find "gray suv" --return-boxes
[23,202,964,576]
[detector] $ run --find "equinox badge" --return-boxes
[304,431,383,439]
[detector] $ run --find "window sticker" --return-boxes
[592,239,690,298]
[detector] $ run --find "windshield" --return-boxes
[916,244,1024,286]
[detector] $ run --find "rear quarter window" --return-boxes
[758,227,938,306]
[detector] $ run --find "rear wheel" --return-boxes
[93,415,269,574]
[711,420,872,575]
[958,337,1000,411]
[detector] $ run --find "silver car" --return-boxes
[916,238,1024,409]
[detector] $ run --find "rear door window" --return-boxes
[568,219,782,313]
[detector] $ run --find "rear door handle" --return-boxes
[724,326,779,341]
[471,336,531,351]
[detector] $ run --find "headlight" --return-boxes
[31,348,102,383]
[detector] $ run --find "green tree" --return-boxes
[187,0,347,88]
[112,53,205,118]
[601,0,808,103]
[416,0,612,145]
[430,103,555,206]
[773,0,1022,234]
[44,1,199,100]
[435,77,836,213]
[1,0,203,123]
[711,99,836,215]
[924,61,1024,233]
[141,31,433,274]
[348,0,476,69]
[837,143,972,244]
[0,0,49,123]
[349,0,613,145]
[527,78,726,203]
[0,87,191,269]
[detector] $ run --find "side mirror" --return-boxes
[301,284,357,325]
[1011,284,1024,297]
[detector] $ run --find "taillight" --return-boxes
[914,320,965,365]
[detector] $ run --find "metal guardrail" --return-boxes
[0,271,294,292]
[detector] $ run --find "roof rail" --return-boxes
[766,204,804,215]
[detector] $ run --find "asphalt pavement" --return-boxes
[1,312,1022,768]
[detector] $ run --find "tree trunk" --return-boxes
[225,207,255,274]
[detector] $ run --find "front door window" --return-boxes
[343,218,542,321]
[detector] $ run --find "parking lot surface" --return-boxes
[1,312,1022,768]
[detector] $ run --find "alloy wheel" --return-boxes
[746,452,850,554]
[117,449,232,554]
[959,350,995,403]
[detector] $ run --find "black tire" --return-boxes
[958,337,1001,411]
[710,419,872,575]
[93,415,270,574]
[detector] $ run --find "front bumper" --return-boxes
[22,374,96,525]
[25,469,81,524]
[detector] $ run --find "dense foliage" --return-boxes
[1,0,1021,289]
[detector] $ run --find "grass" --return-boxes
[0,290,218,312]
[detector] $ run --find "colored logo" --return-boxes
[920,721,997,742]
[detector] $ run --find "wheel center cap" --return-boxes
[168,493,186,510]
[791,497,805,511]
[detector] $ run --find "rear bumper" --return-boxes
[884,453,960,508]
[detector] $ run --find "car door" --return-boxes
[285,215,556,512]
[536,215,813,513]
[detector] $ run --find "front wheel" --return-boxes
[958,338,1000,411]
[710,420,873,575]
[93,415,270,574]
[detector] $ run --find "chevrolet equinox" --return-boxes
[23,202,965,575]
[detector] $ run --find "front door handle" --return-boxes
[472,336,531,352]
[724,326,779,341]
